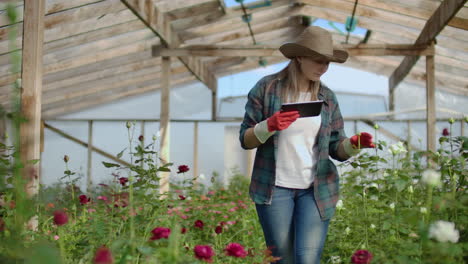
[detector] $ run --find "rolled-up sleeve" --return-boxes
[328,92,347,161]
[239,79,266,149]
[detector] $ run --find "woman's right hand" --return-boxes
[267,111,300,132]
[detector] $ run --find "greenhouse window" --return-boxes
[312,18,369,42]
[223,0,271,8]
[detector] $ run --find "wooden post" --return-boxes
[212,83,217,121]
[140,120,145,168]
[426,52,436,152]
[20,0,45,199]
[0,117,5,145]
[87,120,93,192]
[407,120,412,152]
[159,57,171,196]
[461,119,465,137]
[193,121,199,182]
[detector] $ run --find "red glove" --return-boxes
[350,132,376,148]
[267,111,300,132]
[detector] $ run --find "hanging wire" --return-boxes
[345,0,359,44]
[239,1,257,45]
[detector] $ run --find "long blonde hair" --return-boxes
[278,58,320,103]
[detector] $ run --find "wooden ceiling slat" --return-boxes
[0,8,137,54]
[389,0,467,91]
[167,0,220,21]
[0,39,159,86]
[44,57,162,92]
[1,63,188,108]
[152,0,216,12]
[338,0,468,30]
[43,29,154,65]
[41,73,196,118]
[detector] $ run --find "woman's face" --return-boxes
[297,56,330,81]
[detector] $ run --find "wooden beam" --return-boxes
[87,120,93,192]
[389,0,466,95]
[154,44,435,57]
[122,0,217,90]
[426,54,436,152]
[193,121,199,182]
[20,0,45,198]
[44,122,131,167]
[159,56,170,195]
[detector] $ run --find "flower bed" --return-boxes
[0,121,467,263]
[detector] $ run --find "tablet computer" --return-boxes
[281,100,323,117]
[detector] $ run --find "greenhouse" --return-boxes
[0,0,467,263]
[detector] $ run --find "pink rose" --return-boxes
[351,249,373,264]
[79,194,91,205]
[53,210,68,226]
[194,220,204,229]
[118,177,128,186]
[194,245,214,263]
[224,243,247,258]
[94,246,113,264]
[177,165,189,174]
[150,227,171,240]
[442,128,449,136]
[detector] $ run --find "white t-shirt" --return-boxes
[275,92,321,189]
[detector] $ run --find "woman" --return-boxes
[239,26,375,264]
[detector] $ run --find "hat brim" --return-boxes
[279,43,348,63]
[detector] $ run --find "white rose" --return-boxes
[388,142,407,155]
[389,202,395,210]
[336,200,344,210]
[330,256,342,264]
[345,227,351,235]
[370,224,376,229]
[421,169,441,187]
[429,220,459,243]
[420,207,427,214]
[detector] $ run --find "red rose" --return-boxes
[215,225,222,234]
[79,194,91,205]
[118,177,128,186]
[53,210,68,226]
[63,155,69,163]
[351,249,373,264]
[224,243,247,258]
[194,220,204,229]
[178,195,186,200]
[442,128,449,136]
[150,227,171,240]
[94,246,113,264]
[0,217,5,232]
[177,165,189,174]
[138,135,144,142]
[181,227,187,234]
[194,245,215,263]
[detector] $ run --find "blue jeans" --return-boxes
[255,186,330,264]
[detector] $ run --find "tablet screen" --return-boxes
[280,100,323,117]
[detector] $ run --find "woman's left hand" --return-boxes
[350,132,375,148]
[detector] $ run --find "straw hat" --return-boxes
[279,26,348,63]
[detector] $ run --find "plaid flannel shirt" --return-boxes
[239,73,349,221]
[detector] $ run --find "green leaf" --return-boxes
[116,148,126,159]
[137,246,154,256]
[102,162,120,168]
